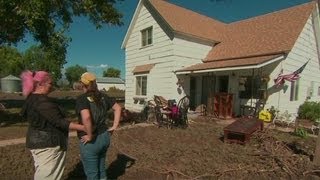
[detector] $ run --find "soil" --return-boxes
[1,91,320,179]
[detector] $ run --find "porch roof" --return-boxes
[175,54,285,74]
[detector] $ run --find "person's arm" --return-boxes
[69,122,85,131]
[80,109,93,143]
[108,102,121,132]
[37,97,85,132]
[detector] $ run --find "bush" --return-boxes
[298,101,320,122]
[294,128,308,138]
[104,87,125,98]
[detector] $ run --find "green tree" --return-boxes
[23,43,66,82]
[65,65,87,85]
[103,67,121,78]
[0,0,124,80]
[0,0,123,46]
[0,46,24,77]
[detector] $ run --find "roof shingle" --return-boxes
[149,0,227,42]
[148,0,316,72]
[205,2,315,62]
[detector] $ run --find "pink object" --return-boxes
[20,70,50,96]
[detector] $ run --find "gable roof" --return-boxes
[204,2,315,62]
[148,0,227,42]
[121,0,227,48]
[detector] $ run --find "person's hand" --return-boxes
[81,135,92,144]
[108,126,117,135]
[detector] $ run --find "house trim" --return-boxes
[312,4,320,65]
[121,0,144,49]
[175,55,285,74]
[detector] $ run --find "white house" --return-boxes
[96,77,125,91]
[121,0,320,116]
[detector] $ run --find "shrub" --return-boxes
[105,87,125,98]
[298,101,320,122]
[294,128,308,138]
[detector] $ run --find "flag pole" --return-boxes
[277,86,281,110]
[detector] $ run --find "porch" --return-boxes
[176,59,283,119]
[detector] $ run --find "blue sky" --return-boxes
[17,0,310,79]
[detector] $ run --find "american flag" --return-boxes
[274,60,309,87]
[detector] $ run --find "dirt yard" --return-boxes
[1,91,320,179]
[0,118,320,179]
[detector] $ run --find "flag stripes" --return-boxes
[274,60,309,87]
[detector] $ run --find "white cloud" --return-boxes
[86,64,108,69]
[99,64,108,68]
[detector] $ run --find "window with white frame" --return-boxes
[290,79,299,101]
[136,76,147,96]
[141,27,153,47]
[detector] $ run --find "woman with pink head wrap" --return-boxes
[20,70,85,180]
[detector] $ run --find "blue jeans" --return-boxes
[79,132,110,180]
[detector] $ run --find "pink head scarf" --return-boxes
[20,70,50,96]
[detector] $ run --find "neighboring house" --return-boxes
[96,77,125,91]
[121,0,320,115]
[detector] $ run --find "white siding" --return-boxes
[125,5,176,111]
[124,5,212,111]
[267,14,320,114]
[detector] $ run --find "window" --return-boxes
[290,79,299,101]
[239,76,265,99]
[141,27,153,47]
[136,76,147,96]
[310,81,315,97]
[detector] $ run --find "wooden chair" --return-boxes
[240,100,265,119]
[153,95,173,128]
[154,95,168,108]
[176,95,190,128]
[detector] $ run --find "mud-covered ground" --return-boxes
[1,91,320,179]
[1,118,320,179]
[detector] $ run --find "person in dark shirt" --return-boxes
[20,70,85,180]
[76,72,121,180]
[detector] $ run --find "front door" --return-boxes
[218,76,229,93]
